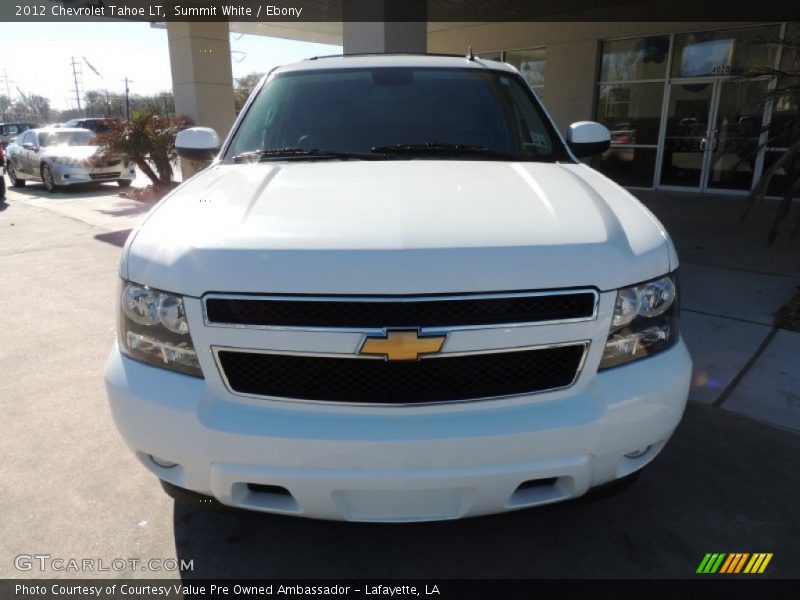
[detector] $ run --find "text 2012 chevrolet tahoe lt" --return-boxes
[105,55,691,522]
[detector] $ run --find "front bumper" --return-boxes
[51,162,135,185]
[105,340,691,522]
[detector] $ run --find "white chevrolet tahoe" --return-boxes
[105,55,691,522]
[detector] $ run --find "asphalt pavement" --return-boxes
[0,183,798,579]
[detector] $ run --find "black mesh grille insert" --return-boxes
[217,344,586,404]
[205,292,596,328]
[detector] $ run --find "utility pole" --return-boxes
[122,77,133,120]
[70,57,83,114]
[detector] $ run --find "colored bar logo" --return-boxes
[696,553,773,574]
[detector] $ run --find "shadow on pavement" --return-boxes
[99,205,149,218]
[94,229,133,247]
[7,182,123,199]
[170,404,799,579]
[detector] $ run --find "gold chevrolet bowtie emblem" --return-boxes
[359,330,446,361]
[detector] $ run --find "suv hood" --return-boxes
[125,161,674,296]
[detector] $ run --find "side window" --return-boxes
[20,131,33,145]
[7,125,20,135]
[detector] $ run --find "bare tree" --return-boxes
[741,27,800,243]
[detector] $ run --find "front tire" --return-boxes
[8,162,25,187]
[117,179,132,188]
[0,175,6,199]
[41,164,58,193]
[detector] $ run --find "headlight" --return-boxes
[52,156,85,166]
[599,273,679,370]
[118,281,203,377]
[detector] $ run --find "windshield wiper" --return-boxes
[233,147,380,162]
[370,143,526,160]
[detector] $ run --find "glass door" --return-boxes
[658,79,769,193]
[658,81,715,190]
[705,79,768,192]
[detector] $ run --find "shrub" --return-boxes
[96,111,192,186]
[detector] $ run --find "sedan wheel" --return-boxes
[8,163,26,187]
[41,164,58,193]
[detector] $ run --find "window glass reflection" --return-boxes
[596,83,664,145]
[672,26,780,78]
[505,48,546,89]
[600,36,670,82]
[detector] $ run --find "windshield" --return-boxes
[227,67,570,162]
[40,130,95,147]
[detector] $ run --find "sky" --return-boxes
[1,22,341,110]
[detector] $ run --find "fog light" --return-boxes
[149,455,178,468]
[624,446,652,459]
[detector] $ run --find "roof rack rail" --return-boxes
[305,52,473,61]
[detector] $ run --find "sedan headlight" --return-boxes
[52,156,87,167]
[118,281,203,377]
[599,273,679,370]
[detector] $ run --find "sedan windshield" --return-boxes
[40,130,94,147]
[227,67,570,162]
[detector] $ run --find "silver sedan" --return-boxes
[5,127,135,193]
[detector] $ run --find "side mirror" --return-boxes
[23,142,37,151]
[175,127,220,162]
[567,121,611,158]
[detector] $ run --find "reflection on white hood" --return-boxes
[125,160,675,296]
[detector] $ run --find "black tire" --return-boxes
[41,164,58,193]
[8,162,25,187]
[0,175,6,199]
[117,179,132,188]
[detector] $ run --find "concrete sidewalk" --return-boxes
[639,190,800,434]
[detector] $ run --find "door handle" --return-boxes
[699,138,708,151]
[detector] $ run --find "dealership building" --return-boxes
[166,15,798,195]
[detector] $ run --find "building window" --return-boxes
[671,25,781,78]
[594,36,670,187]
[600,36,670,82]
[477,49,546,92]
[476,51,502,61]
[504,48,546,92]
[764,22,800,196]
